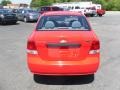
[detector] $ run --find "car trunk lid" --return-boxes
[34,30,94,61]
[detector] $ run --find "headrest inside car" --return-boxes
[45,21,55,29]
[72,21,82,29]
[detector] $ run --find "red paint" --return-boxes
[27,11,100,76]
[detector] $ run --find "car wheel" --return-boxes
[12,21,17,24]
[1,22,6,25]
[84,74,95,83]
[24,17,28,23]
[90,14,94,17]
[33,74,41,83]
[98,14,102,17]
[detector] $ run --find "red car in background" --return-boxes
[27,11,100,78]
[38,6,63,14]
[97,9,106,17]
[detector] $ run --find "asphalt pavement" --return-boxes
[0,11,120,90]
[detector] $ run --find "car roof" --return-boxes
[43,11,83,16]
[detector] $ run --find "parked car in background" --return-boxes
[0,9,18,25]
[27,11,100,79]
[17,9,39,22]
[12,9,19,14]
[84,7,96,17]
[68,6,85,15]
[92,4,106,17]
[53,2,105,17]
[38,6,63,14]
[96,9,105,17]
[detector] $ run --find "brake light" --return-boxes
[27,40,38,54]
[89,41,100,54]
[91,41,100,50]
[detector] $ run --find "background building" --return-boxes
[4,3,29,9]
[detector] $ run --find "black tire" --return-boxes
[90,14,95,17]
[12,21,17,24]
[34,74,41,83]
[98,14,102,17]
[0,21,6,25]
[84,74,95,82]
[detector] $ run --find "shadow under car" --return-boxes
[33,74,94,85]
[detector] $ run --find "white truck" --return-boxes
[53,2,85,15]
[53,2,104,17]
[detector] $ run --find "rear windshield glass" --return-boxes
[52,7,62,11]
[36,15,91,31]
[41,7,51,11]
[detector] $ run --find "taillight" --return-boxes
[89,41,100,54]
[27,40,38,55]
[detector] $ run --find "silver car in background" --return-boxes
[17,9,39,22]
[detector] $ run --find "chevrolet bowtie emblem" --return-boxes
[60,40,67,43]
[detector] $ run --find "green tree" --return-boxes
[105,0,114,10]
[30,0,120,11]
[93,0,120,11]
[40,0,52,6]
[30,0,52,7]
[113,0,120,11]
[1,0,12,6]
[30,0,41,7]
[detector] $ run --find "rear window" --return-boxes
[52,7,62,11]
[75,6,80,9]
[91,7,96,10]
[36,15,91,31]
[41,7,51,11]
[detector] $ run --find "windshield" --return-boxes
[0,9,11,14]
[27,10,37,13]
[36,15,91,31]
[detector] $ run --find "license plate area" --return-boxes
[48,48,80,59]
[47,43,81,60]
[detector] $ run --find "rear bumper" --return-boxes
[84,11,96,15]
[27,16,38,21]
[28,18,38,21]
[85,13,96,16]
[27,55,100,76]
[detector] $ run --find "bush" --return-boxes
[105,1,115,11]
[96,0,120,11]
[31,0,52,7]
[113,0,120,11]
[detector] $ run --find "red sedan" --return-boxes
[27,11,100,76]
